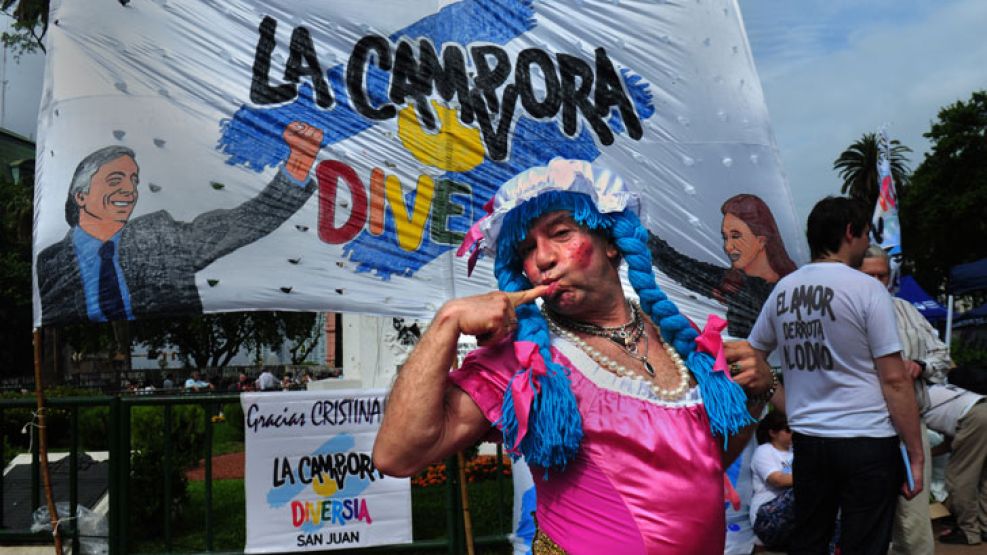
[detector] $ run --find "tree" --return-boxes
[833,132,912,211]
[900,90,987,297]
[133,312,260,369]
[276,312,322,365]
[131,311,322,369]
[0,174,34,374]
[1,0,49,56]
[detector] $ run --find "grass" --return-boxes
[133,479,245,553]
[209,416,244,456]
[130,477,512,554]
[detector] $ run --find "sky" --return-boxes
[738,0,987,224]
[2,1,986,223]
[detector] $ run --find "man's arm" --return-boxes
[896,300,953,382]
[185,122,322,271]
[373,286,548,477]
[720,341,774,465]
[875,353,925,499]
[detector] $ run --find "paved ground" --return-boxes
[756,516,982,554]
[185,451,244,481]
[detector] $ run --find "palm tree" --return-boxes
[833,132,912,210]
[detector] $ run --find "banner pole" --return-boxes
[457,450,475,555]
[448,353,475,555]
[33,327,63,554]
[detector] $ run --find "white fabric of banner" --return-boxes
[33,0,806,334]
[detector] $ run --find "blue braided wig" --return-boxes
[494,192,753,469]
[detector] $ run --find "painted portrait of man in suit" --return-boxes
[36,121,323,326]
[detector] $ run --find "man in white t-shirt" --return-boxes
[255,369,279,391]
[748,196,924,555]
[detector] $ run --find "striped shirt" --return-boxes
[892,297,951,411]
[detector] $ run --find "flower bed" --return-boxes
[412,454,512,488]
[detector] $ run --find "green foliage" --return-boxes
[833,132,912,211]
[2,432,21,468]
[0,386,104,450]
[0,175,34,374]
[131,476,512,554]
[952,339,987,368]
[131,311,321,369]
[274,312,322,364]
[128,404,206,541]
[0,0,48,57]
[208,403,245,456]
[901,90,987,294]
[221,401,244,441]
[133,313,257,369]
[133,478,245,553]
[408,479,512,543]
[78,406,110,450]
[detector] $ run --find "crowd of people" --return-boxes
[122,368,330,394]
[369,159,985,555]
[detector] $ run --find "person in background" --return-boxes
[232,371,254,392]
[750,410,794,552]
[255,368,278,391]
[748,196,923,554]
[860,245,944,553]
[184,370,212,392]
[924,381,987,545]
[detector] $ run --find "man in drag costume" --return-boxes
[373,159,774,554]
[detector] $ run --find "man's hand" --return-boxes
[904,359,923,380]
[283,121,324,181]
[441,285,550,346]
[724,340,773,396]
[901,457,925,500]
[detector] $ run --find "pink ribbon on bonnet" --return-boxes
[455,197,496,276]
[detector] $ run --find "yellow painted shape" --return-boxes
[398,101,484,171]
[311,472,338,497]
[386,173,435,252]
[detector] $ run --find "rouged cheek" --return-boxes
[567,238,595,269]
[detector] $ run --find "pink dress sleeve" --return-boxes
[447,338,521,427]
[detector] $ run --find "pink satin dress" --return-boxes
[449,334,726,555]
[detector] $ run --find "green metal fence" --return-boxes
[0,393,513,554]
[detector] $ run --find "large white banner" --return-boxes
[33,0,807,337]
[241,389,411,552]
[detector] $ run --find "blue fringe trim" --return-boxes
[687,351,756,447]
[490,191,603,469]
[496,356,583,469]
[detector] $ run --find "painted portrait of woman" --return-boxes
[648,194,796,338]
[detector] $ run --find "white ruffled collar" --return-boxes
[550,330,703,408]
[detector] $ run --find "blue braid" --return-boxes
[610,211,755,442]
[491,191,750,466]
[491,192,613,469]
[494,245,583,468]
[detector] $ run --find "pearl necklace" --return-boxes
[542,306,692,401]
[547,301,651,375]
